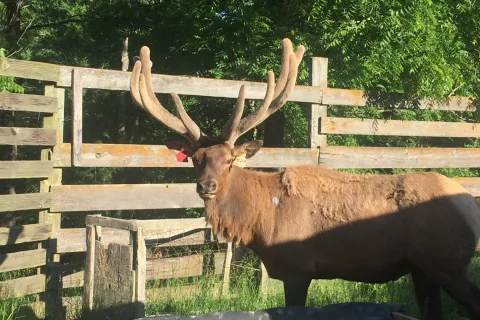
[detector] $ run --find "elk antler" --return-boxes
[130,38,305,148]
[220,38,305,147]
[130,46,203,144]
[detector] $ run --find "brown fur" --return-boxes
[182,142,480,319]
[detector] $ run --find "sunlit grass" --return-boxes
[1,253,479,319]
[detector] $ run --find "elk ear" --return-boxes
[232,140,263,159]
[165,134,194,157]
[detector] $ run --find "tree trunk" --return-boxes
[3,0,23,48]
[114,37,129,219]
[262,110,285,148]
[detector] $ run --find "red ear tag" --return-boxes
[176,150,188,163]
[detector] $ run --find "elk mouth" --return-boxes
[198,192,216,200]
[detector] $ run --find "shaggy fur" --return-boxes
[187,142,480,320]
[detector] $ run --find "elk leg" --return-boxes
[411,270,443,320]
[438,270,480,319]
[283,277,311,307]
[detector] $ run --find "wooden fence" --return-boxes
[1,53,480,319]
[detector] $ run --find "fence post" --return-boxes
[83,225,96,311]
[221,241,233,295]
[135,227,146,318]
[72,68,83,166]
[308,57,328,149]
[40,85,65,320]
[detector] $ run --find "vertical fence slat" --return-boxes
[72,68,83,166]
[221,242,233,296]
[309,57,328,149]
[84,225,96,311]
[40,85,65,320]
[135,227,146,318]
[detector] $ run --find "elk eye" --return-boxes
[226,158,233,165]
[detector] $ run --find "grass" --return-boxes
[145,251,480,320]
[1,253,479,320]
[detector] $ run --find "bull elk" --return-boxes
[129,38,480,320]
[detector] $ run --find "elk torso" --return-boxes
[204,165,480,284]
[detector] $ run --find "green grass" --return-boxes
[1,253,479,320]
[146,252,480,320]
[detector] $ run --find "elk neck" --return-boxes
[203,166,281,246]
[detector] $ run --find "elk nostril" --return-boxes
[208,181,217,192]
[197,180,217,194]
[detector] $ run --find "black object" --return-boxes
[136,302,410,320]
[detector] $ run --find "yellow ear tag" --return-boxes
[233,154,247,168]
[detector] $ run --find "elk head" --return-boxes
[130,38,305,200]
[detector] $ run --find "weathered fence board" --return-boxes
[0,58,60,82]
[85,215,138,231]
[0,274,46,298]
[56,227,207,253]
[321,146,480,169]
[61,271,84,289]
[52,184,203,212]
[322,88,477,111]
[72,68,83,166]
[55,228,130,253]
[0,249,46,273]
[51,176,480,214]
[0,92,57,113]
[145,283,224,301]
[451,178,480,197]
[0,193,53,212]
[146,254,203,280]
[0,127,56,146]
[54,143,480,170]
[58,65,324,104]
[322,117,480,138]
[2,58,478,111]
[135,217,208,232]
[51,252,225,290]
[0,160,53,179]
[53,143,319,168]
[0,223,52,246]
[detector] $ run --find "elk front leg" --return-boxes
[283,277,311,307]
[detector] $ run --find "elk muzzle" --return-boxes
[196,179,218,199]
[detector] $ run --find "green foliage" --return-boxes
[0,49,24,93]
[2,3,480,316]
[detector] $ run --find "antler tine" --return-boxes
[273,38,293,98]
[220,84,246,143]
[263,47,305,118]
[130,60,147,111]
[222,39,305,146]
[170,92,202,142]
[130,46,202,143]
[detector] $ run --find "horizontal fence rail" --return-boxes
[0,193,53,212]
[0,249,47,273]
[0,92,58,113]
[0,274,46,299]
[0,223,52,246]
[52,143,480,169]
[51,178,480,213]
[0,127,57,146]
[55,217,220,253]
[1,57,478,111]
[321,146,480,169]
[322,117,480,138]
[0,160,53,179]
[53,143,319,168]
[52,184,203,212]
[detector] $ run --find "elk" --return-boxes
[129,38,480,320]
